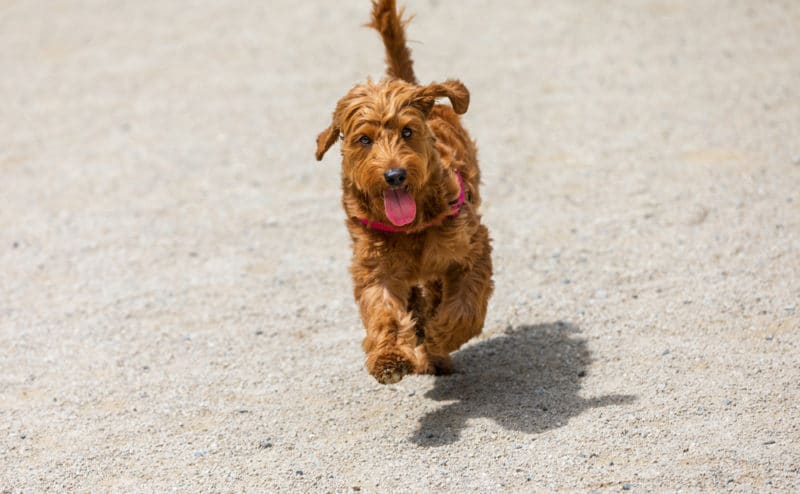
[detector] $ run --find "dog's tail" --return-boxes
[367,0,418,84]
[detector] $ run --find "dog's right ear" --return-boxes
[315,123,340,161]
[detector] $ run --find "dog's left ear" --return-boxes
[316,123,340,161]
[413,79,470,116]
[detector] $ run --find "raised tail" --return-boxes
[367,0,418,84]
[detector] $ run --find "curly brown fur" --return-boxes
[366,0,417,84]
[315,0,493,384]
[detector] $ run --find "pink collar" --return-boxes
[357,168,466,233]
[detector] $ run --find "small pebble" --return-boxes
[622,483,632,491]
[765,334,774,341]
[722,399,732,406]
[661,349,671,356]
[577,370,586,377]
[193,450,206,458]
[258,440,273,449]
[352,487,361,492]
[295,470,304,476]
[255,330,264,336]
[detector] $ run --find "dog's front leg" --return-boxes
[424,225,493,356]
[355,282,418,384]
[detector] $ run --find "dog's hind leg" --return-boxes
[414,344,453,375]
[407,285,427,344]
[406,281,451,375]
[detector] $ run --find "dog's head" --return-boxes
[315,78,469,227]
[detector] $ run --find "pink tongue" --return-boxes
[383,189,416,226]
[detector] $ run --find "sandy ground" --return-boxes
[2,0,799,492]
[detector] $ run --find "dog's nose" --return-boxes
[384,168,407,187]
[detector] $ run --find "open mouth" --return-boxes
[383,187,416,226]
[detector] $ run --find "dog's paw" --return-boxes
[414,346,453,375]
[429,354,453,375]
[368,351,413,385]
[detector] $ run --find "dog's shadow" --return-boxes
[412,322,635,446]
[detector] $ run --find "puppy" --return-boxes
[315,0,493,384]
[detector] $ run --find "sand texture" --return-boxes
[1,0,799,491]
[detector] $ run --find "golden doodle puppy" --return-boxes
[316,0,493,384]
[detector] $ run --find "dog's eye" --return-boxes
[358,135,372,146]
[401,127,413,139]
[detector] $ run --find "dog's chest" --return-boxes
[401,224,473,279]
